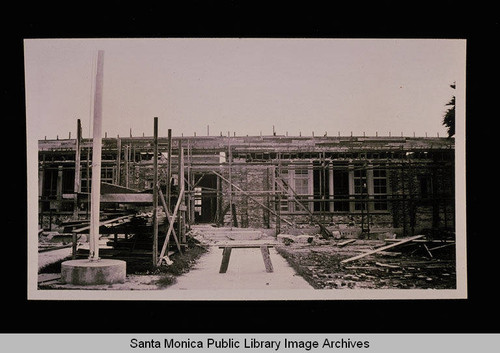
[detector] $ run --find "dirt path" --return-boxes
[168,245,313,290]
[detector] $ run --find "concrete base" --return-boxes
[61,259,126,285]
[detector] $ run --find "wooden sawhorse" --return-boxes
[219,244,274,273]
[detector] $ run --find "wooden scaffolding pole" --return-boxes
[228,137,234,228]
[179,145,186,243]
[276,153,281,235]
[115,137,121,185]
[73,119,82,219]
[166,129,172,210]
[187,139,193,226]
[153,117,159,266]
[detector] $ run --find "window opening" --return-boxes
[373,168,388,210]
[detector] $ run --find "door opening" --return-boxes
[194,173,218,223]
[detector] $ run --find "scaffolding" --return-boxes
[38,120,455,267]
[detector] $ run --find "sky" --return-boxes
[24,38,466,141]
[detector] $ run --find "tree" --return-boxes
[442,83,456,137]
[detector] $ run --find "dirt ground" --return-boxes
[37,232,209,290]
[38,226,456,291]
[275,237,456,289]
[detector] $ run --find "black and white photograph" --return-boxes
[25,38,467,300]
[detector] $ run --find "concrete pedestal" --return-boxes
[61,259,126,285]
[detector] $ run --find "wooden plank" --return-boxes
[38,244,73,253]
[428,243,455,251]
[260,246,274,272]
[385,239,454,243]
[422,243,433,258]
[340,234,425,264]
[375,262,399,269]
[100,193,153,203]
[337,239,356,247]
[218,244,275,249]
[73,215,132,233]
[219,247,232,273]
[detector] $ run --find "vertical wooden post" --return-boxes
[365,164,372,234]
[216,174,222,226]
[187,140,192,226]
[228,137,233,229]
[89,49,105,261]
[219,247,232,273]
[260,246,274,272]
[348,165,355,213]
[166,129,172,210]
[124,144,129,188]
[115,137,121,185]
[56,166,63,211]
[73,119,82,219]
[231,204,238,227]
[179,145,186,243]
[153,117,159,266]
[322,152,327,221]
[264,167,270,228]
[329,163,334,213]
[401,154,407,236]
[276,154,281,236]
[85,147,90,220]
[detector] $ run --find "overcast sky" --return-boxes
[24,38,466,140]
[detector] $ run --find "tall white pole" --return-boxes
[89,50,104,261]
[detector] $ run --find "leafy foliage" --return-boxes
[442,83,456,137]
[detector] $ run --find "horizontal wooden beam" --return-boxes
[218,244,275,249]
[100,193,153,203]
[72,215,132,233]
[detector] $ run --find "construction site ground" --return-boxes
[37,225,456,291]
[275,238,456,290]
[37,225,313,291]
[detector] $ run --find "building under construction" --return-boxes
[38,121,455,250]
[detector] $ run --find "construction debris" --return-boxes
[340,235,425,264]
[277,234,314,244]
[275,235,456,289]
